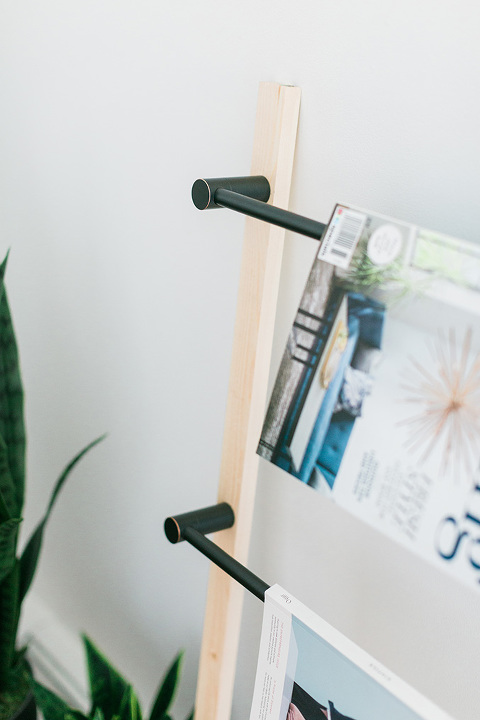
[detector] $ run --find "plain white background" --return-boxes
[1,2,480,719]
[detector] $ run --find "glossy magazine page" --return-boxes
[257,205,480,591]
[249,585,454,720]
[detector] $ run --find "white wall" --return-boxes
[1,2,480,719]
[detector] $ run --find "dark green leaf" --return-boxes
[0,253,26,517]
[0,517,21,584]
[91,708,106,720]
[118,686,142,720]
[0,485,12,524]
[44,435,106,519]
[32,681,87,720]
[0,437,19,522]
[18,434,106,603]
[83,635,130,719]
[0,561,20,686]
[17,517,45,606]
[12,646,28,669]
[0,658,30,713]
[149,651,184,720]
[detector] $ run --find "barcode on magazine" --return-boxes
[318,206,366,269]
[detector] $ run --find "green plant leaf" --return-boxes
[18,434,106,603]
[148,651,184,720]
[0,657,30,717]
[32,681,88,720]
[92,709,106,720]
[118,686,142,720]
[0,561,20,687]
[0,438,18,523]
[83,635,131,720]
[0,253,26,518]
[0,518,21,584]
[0,487,12,525]
[12,646,28,669]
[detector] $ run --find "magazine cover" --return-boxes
[249,585,454,720]
[257,204,480,591]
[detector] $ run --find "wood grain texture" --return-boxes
[194,82,301,720]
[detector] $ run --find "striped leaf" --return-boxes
[32,681,88,720]
[149,652,184,720]
[118,686,142,720]
[0,435,19,522]
[0,253,26,518]
[18,434,106,603]
[0,517,21,584]
[83,635,131,719]
[0,561,20,686]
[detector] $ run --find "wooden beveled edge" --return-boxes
[193,82,302,720]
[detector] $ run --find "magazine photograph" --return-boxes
[249,585,454,720]
[257,205,480,591]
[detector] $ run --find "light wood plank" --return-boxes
[194,82,301,720]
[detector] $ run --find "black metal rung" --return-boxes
[165,503,270,602]
[192,176,327,241]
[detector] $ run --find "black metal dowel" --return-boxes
[164,502,235,543]
[182,526,270,602]
[214,187,326,241]
[192,176,271,210]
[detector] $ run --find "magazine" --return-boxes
[257,204,480,591]
[249,585,454,720]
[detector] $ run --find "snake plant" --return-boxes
[32,636,191,720]
[0,252,104,719]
